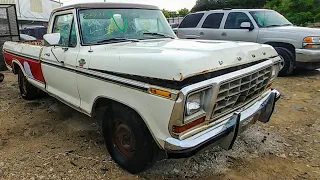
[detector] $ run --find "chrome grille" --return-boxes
[212,66,272,119]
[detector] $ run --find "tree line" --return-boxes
[162,0,320,26]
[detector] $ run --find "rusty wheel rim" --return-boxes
[112,119,135,158]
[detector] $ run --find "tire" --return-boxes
[18,68,39,100]
[102,103,156,174]
[275,47,295,76]
[0,73,4,82]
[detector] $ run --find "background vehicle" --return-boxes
[178,9,320,76]
[3,3,281,174]
[20,34,37,41]
[20,26,47,40]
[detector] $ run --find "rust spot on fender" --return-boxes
[179,73,184,81]
[197,69,210,75]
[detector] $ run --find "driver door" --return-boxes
[41,11,80,108]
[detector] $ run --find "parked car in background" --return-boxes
[170,22,180,28]
[20,26,47,40]
[178,9,320,76]
[20,34,37,41]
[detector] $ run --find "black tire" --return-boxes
[0,73,4,83]
[275,47,295,76]
[18,69,39,100]
[102,103,156,174]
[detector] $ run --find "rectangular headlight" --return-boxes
[185,92,203,116]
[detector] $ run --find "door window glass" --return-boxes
[202,13,224,29]
[179,13,204,28]
[224,12,252,29]
[52,14,75,47]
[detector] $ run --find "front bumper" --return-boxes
[164,89,280,156]
[296,49,320,69]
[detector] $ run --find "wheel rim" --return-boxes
[279,55,285,70]
[112,119,135,158]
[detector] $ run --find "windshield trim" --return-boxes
[76,8,174,46]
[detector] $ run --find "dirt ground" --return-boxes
[0,70,320,180]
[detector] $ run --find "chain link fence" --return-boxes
[0,4,20,71]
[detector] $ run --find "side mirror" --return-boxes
[43,33,60,46]
[240,22,254,31]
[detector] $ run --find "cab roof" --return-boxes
[53,2,159,13]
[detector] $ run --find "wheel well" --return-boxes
[92,97,163,151]
[12,62,21,74]
[264,42,296,60]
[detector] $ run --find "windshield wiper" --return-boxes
[143,32,175,39]
[265,24,281,28]
[265,24,292,28]
[281,24,293,26]
[97,38,139,44]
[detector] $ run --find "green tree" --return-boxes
[178,8,190,17]
[265,0,320,25]
[162,9,170,18]
[315,13,320,22]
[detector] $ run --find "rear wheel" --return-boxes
[102,103,156,174]
[18,69,39,100]
[275,47,295,76]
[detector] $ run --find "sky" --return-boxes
[60,0,197,11]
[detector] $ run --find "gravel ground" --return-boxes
[0,70,320,180]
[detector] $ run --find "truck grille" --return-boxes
[212,66,272,119]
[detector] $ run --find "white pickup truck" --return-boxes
[3,3,281,173]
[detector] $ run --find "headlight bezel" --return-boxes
[183,87,212,124]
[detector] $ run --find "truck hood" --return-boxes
[267,26,320,36]
[88,39,277,81]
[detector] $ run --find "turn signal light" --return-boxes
[267,82,273,89]
[304,37,313,43]
[150,88,171,98]
[173,117,205,134]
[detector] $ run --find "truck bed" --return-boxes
[3,41,45,83]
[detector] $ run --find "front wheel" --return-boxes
[102,103,156,174]
[18,69,39,100]
[275,47,295,76]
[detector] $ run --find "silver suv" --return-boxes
[178,9,320,76]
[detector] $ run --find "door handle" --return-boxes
[199,32,204,36]
[44,53,50,57]
[221,32,227,36]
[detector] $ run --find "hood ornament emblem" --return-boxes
[218,61,223,65]
[263,52,266,55]
[252,54,256,58]
[237,57,242,61]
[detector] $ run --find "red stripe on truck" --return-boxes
[3,51,45,83]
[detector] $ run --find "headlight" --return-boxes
[185,92,203,116]
[303,36,320,49]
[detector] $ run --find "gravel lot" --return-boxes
[0,70,320,180]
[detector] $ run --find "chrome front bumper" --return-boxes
[296,49,320,69]
[164,89,280,154]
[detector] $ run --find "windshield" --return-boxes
[78,9,176,45]
[250,11,292,28]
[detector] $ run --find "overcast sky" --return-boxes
[60,0,197,11]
